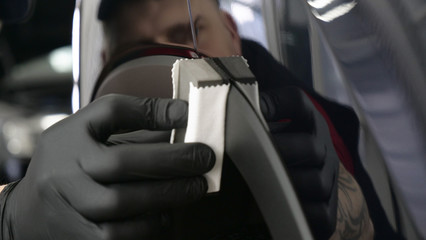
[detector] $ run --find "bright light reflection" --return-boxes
[72,83,80,113]
[7,139,22,155]
[312,1,357,22]
[308,0,336,9]
[231,2,255,23]
[40,114,68,130]
[49,47,73,73]
[72,1,81,112]
[2,122,33,156]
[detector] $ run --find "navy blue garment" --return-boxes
[241,39,402,240]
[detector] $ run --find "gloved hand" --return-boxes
[0,94,215,240]
[260,86,339,240]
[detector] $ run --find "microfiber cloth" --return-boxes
[171,57,259,193]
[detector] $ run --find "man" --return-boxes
[0,0,393,239]
[96,0,377,239]
[0,1,218,240]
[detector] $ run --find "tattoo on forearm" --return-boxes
[335,165,372,240]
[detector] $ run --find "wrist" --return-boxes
[0,185,6,193]
[1,181,21,240]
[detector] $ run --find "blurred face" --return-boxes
[103,0,241,60]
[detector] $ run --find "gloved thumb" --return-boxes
[80,95,188,142]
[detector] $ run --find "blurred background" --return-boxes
[0,0,74,183]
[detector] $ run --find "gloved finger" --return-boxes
[83,95,188,142]
[73,177,207,222]
[302,189,338,240]
[289,159,337,200]
[260,86,314,133]
[107,130,171,145]
[301,169,338,240]
[82,143,215,183]
[272,132,326,168]
[99,213,170,240]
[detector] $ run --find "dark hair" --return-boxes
[98,0,220,21]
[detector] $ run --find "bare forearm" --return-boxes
[0,185,5,193]
[329,163,374,240]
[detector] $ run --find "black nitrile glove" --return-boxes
[260,86,339,240]
[0,94,215,240]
